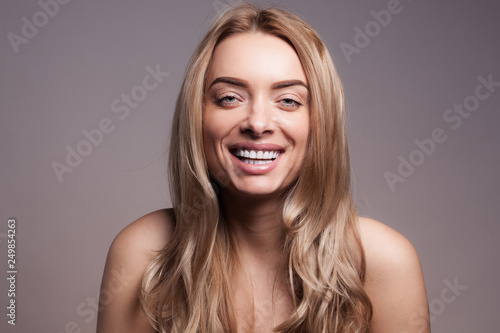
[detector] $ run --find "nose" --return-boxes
[240,98,274,138]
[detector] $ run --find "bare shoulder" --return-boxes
[357,216,419,272]
[110,208,175,256]
[357,217,430,332]
[105,208,175,271]
[96,208,175,333]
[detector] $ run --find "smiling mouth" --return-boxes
[232,149,282,165]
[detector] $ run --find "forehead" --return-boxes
[206,32,307,85]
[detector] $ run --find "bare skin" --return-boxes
[96,209,172,333]
[97,33,430,332]
[97,210,429,332]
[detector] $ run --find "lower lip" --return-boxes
[230,153,282,175]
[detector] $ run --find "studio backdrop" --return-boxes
[1,0,499,332]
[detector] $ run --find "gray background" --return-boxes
[1,0,499,332]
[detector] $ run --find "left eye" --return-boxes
[220,96,237,103]
[280,98,301,109]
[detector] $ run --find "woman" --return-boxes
[97,2,430,332]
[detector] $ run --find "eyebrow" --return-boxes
[208,76,309,90]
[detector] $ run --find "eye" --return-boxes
[279,98,302,110]
[215,94,240,107]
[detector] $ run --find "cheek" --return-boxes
[297,118,310,145]
[203,110,243,145]
[297,111,310,141]
[203,113,225,149]
[202,112,232,172]
[282,113,310,149]
[290,114,310,166]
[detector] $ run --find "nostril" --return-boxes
[240,124,274,138]
[240,110,274,136]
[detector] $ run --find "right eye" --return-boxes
[216,94,240,106]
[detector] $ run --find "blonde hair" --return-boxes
[141,2,372,332]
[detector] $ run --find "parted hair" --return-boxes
[140,2,372,332]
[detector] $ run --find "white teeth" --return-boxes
[234,149,281,161]
[242,159,273,165]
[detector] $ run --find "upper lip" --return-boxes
[228,142,285,152]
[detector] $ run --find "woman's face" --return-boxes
[203,32,310,198]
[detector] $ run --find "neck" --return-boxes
[220,189,286,267]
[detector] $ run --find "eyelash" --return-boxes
[215,95,302,109]
[216,94,239,106]
[280,98,302,109]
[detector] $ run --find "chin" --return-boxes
[227,179,290,198]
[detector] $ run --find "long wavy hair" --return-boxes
[141,2,372,332]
